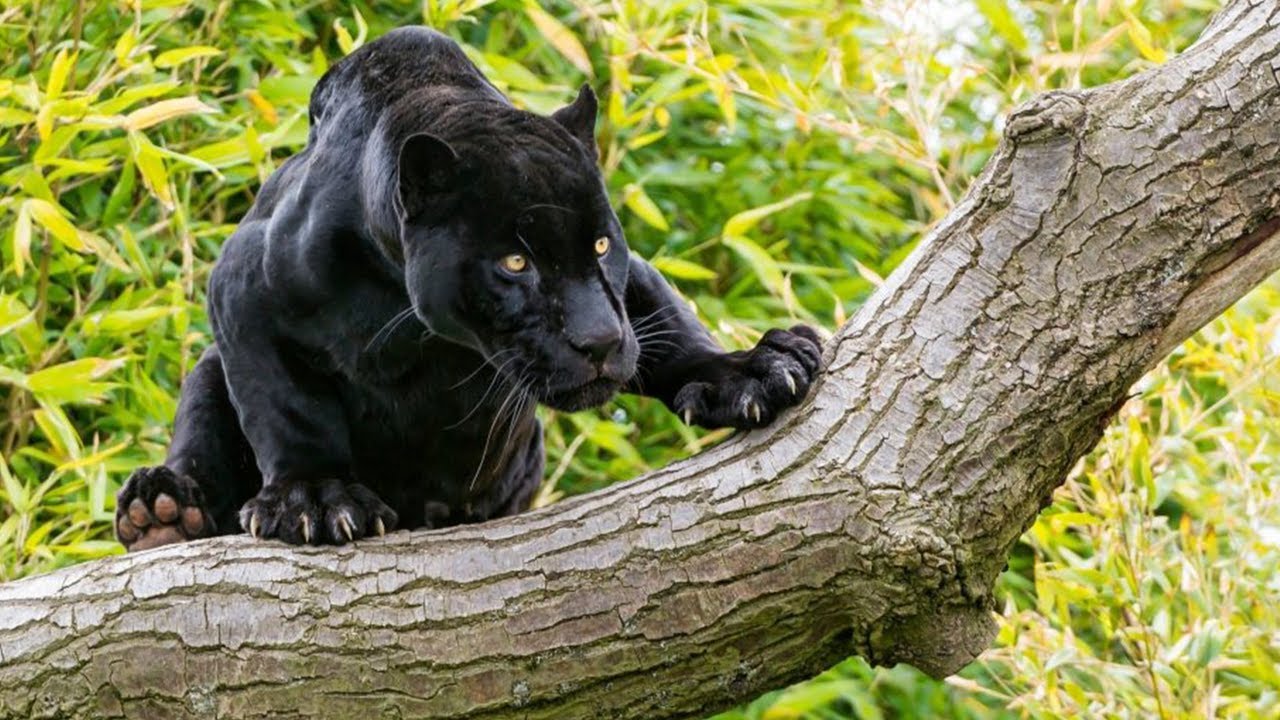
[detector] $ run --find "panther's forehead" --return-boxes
[511,199,619,268]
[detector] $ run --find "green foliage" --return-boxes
[6,0,1277,718]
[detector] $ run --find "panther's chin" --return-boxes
[540,377,621,412]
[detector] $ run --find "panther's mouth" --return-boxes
[539,376,621,412]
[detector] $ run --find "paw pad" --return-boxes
[116,466,214,552]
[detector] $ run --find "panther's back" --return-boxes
[307,27,504,142]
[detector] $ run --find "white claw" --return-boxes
[249,513,260,539]
[338,514,354,542]
[786,373,797,395]
[751,402,762,424]
[682,408,694,425]
[374,517,386,537]
[301,514,312,544]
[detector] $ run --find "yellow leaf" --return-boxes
[114,27,138,66]
[25,198,87,252]
[333,7,367,55]
[626,129,666,150]
[334,20,355,55]
[711,79,736,131]
[123,96,216,131]
[45,49,74,100]
[246,89,278,125]
[11,204,31,278]
[524,1,592,76]
[622,183,669,231]
[35,104,54,140]
[154,46,222,69]
[651,256,717,281]
[1122,8,1167,63]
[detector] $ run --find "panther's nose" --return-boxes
[569,325,621,364]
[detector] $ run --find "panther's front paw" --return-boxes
[239,479,398,545]
[116,466,215,552]
[674,324,822,430]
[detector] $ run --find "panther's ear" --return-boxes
[551,84,599,157]
[397,133,459,220]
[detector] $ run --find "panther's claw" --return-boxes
[239,479,397,545]
[669,324,821,431]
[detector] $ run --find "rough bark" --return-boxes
[2,2,1279,718]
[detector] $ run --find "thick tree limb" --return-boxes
[3,3,1279,718]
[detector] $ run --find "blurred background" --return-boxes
[4,0,1280,717]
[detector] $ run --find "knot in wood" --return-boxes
[1004,90,1088,143]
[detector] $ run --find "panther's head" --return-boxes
[395,86,639,412]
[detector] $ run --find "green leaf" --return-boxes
[0,455,25,512]
[27,358,127,405]
[82,307,174,335]
[153,46,222,69]
[722,192,812,239]
[0,107,34,127]
[0,295,33,335]
[722,235,785,296]
[128,131,172,208]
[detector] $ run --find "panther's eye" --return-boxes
[501,254,528,273]
[594,236,610,257]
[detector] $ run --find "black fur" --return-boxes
[115,28,822,550]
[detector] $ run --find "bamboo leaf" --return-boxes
[722,192,813,239]
[28,358,127,405]
[722,235,785,296]
[652,256,718,281]
[976,0,1029,52]
[113,26,138,65]
[129,131,173,208]
[1121,8,1168,63]
[154,46,222,69]
[11,203,31,278]
[123,96,216,131]
[45,49,74,100]
[524,1,593,76]
[0,107,34,127]
[622,183,669,231]
[25,198,87,252]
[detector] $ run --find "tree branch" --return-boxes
[3,3,1279,718]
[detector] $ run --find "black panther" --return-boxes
[115,27,822,551]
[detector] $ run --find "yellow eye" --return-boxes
[594,236,610,256]
[501,254,528,273]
